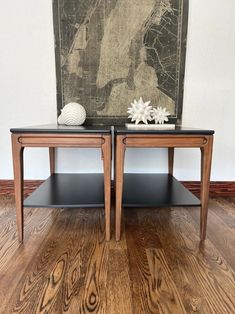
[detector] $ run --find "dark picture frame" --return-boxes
[53,0,189,125]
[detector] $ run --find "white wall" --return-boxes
[0,0,234,181]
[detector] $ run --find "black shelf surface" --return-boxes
[24,174,104,208]
[123,174,201,207]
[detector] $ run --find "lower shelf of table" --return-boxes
[123,174,201,207]
[24,173,201,209]
[24,174,104,208]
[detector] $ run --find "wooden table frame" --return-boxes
[11,132,112,242]
[115,134,214,241]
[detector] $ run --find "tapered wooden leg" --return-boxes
[115,135,126,241]
[12,134,24,243]
[113,134,116,187]
[102,135,112,241]
[49,147,55,175]
[168,147,174,175]
[200,136,213,240]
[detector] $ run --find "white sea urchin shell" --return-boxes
[151,106,170,124]
[58,102,86,126]
[127,97,152,124]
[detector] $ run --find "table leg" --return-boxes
[115,136,126,241]
[113,134,116,187]
[49,147,55,175]
[102,135,111,241]
[200,136,213,240]
[11,134,24,243]
[168,147,174,175]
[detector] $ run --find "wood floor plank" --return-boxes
[125,215,160,313]
[125,210,186,314]
[106,249,133,314]
[78,210,109,314]
[146,248,187,314]
[34,212,83,314]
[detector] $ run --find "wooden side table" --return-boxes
[11,124,112,242]
[114,126,214,241]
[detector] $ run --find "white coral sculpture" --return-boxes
[127,97,152,124]
[151,106,170,124]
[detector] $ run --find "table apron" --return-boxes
[16,135,105,147]
[123,136,210,148]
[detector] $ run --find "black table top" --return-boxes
[10,124,215,135]
[10,124,112,134]
[114,125,215,135]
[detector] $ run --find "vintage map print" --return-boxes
[53,0,188,124]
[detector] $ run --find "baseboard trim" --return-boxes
[0,179,235,197]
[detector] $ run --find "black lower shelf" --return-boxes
[24,173,200,209]
[24,174,104,208]
[123,174,201,207]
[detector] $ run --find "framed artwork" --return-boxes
[53,0,189,125]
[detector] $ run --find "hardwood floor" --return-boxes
[0,195,234,313]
